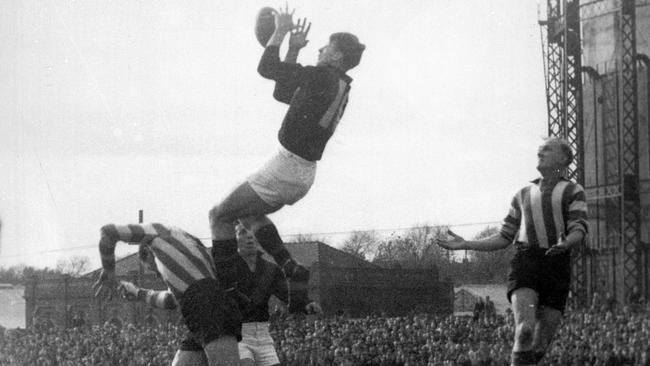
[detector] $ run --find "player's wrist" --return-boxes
[274,28,291,37]
[267,33,287,47]
[136,288,146,301]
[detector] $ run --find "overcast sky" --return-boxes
[0,0,548,269]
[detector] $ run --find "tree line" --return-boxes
[337,225,513,284]
[0,225,513,285]
[0,256,90,284]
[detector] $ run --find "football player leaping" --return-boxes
[209,5,365,283]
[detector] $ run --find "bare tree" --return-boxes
[55,256,90,277]
[340,230,379,260]
[372,224,450,269]
[288,233,327,244]
[468,226,513,282]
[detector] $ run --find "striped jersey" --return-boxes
[99,223,216,304]
[499,177,588,249]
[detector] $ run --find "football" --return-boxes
[255,7,276,47]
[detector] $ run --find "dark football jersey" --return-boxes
[258,46,353,161]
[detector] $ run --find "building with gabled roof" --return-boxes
[25,241,452,329]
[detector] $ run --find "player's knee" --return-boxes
[515,323,534,348]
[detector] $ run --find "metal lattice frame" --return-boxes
[594,70,623,298]
[620,0,641,300]
[638,55,650,300]
[544,0,588,306]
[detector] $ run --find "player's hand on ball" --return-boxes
[273,2,295,34]
[118,281,139,301]
[305,301,323,315]
[436,229,466,250]
[289,18,311,49]
[93,269,118,300]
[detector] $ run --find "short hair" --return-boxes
[545,137,573,167]
[330,32,365,71]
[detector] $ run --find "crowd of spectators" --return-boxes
[1,304,649,365]
[0,322,182,366]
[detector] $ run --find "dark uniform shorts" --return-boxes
[178,278,242,351]
[507,247,571,313]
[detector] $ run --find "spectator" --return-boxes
[591,291,601,312]
[485,296,496,320]
[70,311,86,329]
[473,298,485,322]
[605,291,617,313]
[628,285,645,312]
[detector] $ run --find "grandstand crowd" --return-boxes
[1,298,649,366]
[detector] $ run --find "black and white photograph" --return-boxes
[1,0,649,365]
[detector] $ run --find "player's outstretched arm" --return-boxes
[436,229,511,252]
[272,17,310,103]
[266,4,294,48]
[118,280,178,310]
[259,5,304,81]
[97,224,161,270]
[94,224,162,301]
[93,268,119,300]
[285,17,311,63]
[436,230,469,251]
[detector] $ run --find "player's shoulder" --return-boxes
[555,177,584,193]
[567,181,585,195]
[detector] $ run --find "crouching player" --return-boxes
[93,223,242,366]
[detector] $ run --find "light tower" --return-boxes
[540,0,650,305]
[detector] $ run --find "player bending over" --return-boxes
[209,5,365,282]
[93,223,242,366]
[120,222,322,366]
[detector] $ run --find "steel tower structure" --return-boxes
[540,0,649,305]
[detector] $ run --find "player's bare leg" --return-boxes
[171,350,208,366]
[203,335,239,366]
[210,182,280,262]
[210,183,306,278]
[511,288,539,366]
[532,306,562,362]
[209,181,280,240]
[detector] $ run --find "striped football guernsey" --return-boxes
[99,223,216,302]
[499,177,588,249]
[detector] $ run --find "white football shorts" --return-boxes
[247,145,316,208]
[238,322,280,366]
